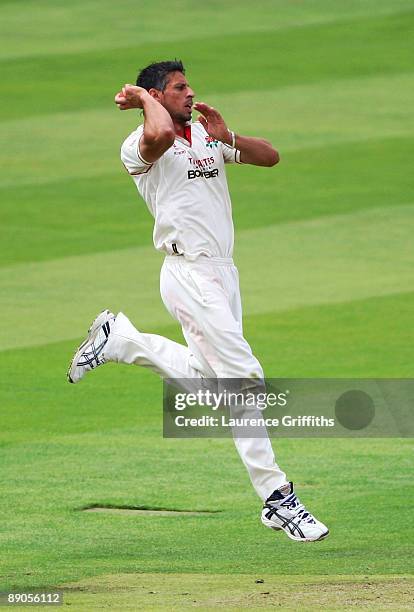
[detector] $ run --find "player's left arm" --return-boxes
[194,102,279,167]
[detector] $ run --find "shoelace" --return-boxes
[279,493,315,524]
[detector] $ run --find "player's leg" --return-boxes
[67,308,212,384]
[225,263,329,541]
[218,264,289,502]
[160,258,328,541]
[160,258,287,500]
[105,311,213,379]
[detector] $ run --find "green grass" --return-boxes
[1,0,413,608]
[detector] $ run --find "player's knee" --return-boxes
[215,359,264,380]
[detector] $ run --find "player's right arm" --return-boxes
[115,85,175,163]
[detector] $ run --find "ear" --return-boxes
[148,88,162,101]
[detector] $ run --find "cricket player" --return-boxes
[68,60,329,542]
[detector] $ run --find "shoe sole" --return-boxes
[67,309,113,384]
[262,517,329,543]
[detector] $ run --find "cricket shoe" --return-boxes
[67,309,115,384]
[261,482,329,542]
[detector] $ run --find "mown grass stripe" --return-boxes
[1,0,412,61]
[1,9,413,123]
[1,202,413,352]
[2,136,412,267]
[0,71,413,188]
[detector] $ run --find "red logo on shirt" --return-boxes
[205,136,218,148]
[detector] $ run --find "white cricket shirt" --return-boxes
[120,121,241,260]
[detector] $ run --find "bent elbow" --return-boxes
[162,127,175,147]
[266,149,280,167]
[155,127,175,149]
[146,127,175,149]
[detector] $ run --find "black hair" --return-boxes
[136,60,185,91]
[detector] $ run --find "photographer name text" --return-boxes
[174,415,335,428]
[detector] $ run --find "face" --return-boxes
[152,71,195,123]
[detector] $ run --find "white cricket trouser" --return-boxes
[105,255,287,501]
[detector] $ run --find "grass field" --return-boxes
[1,0,414,609]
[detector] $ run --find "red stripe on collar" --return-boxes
[184,124,192,146]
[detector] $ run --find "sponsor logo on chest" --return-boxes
[187,156,219,180]
[188,168,219,179]
[172,140,220,180]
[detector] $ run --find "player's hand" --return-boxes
[194,102,232,145]
[114,85,149,110]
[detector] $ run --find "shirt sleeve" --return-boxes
[120,126,153,175]
[222,142,242,164]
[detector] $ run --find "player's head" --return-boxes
[136,60,194,123]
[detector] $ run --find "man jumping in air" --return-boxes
[68,60,329,543]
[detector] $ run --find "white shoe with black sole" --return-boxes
[67,309,115,384]
[261,482,329,542]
